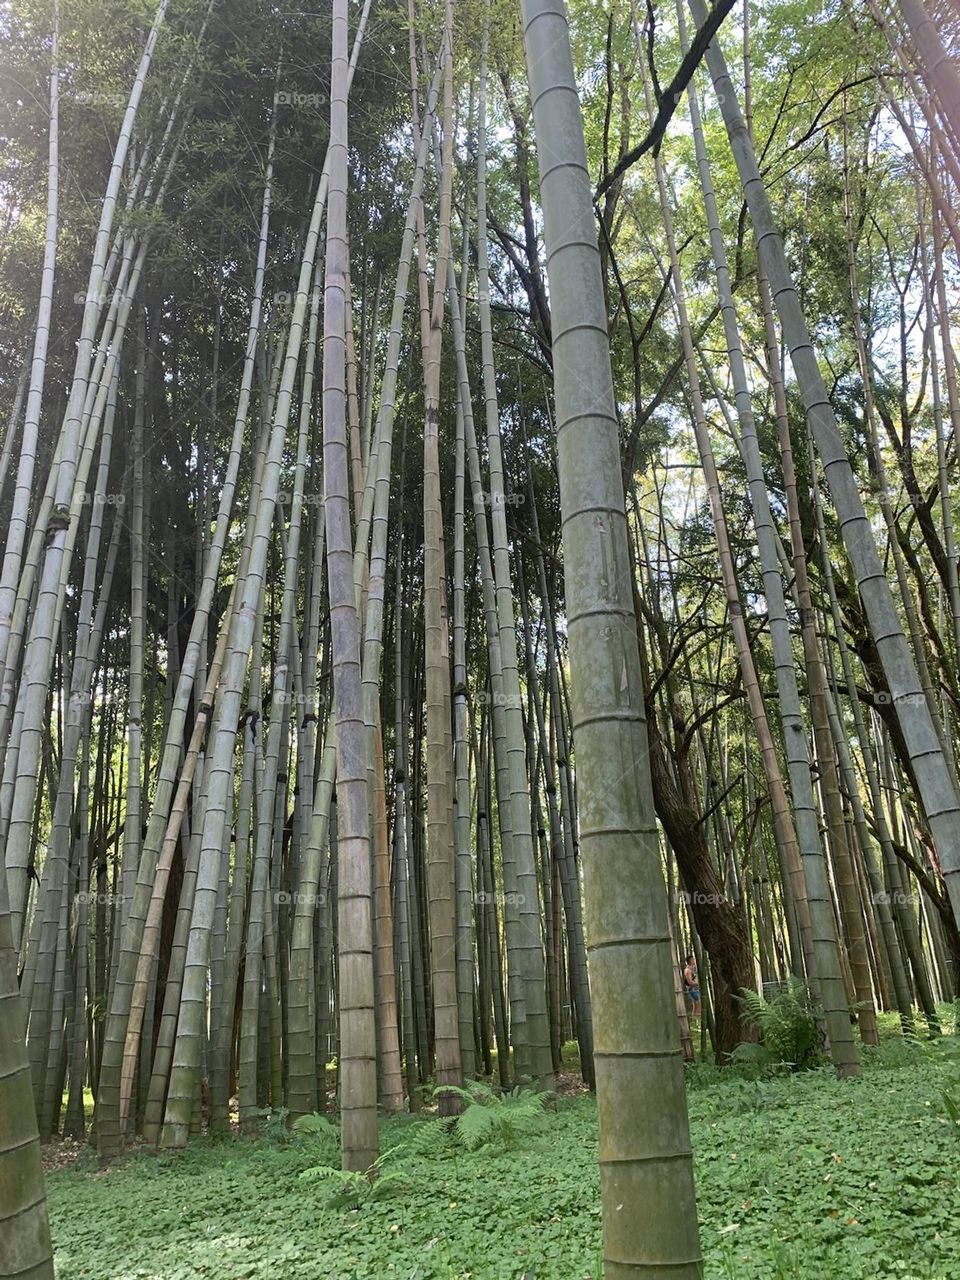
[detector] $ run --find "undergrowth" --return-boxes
[46,1018,960,1278]
[732,978,823,1071]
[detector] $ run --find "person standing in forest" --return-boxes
[684,955,702,1019]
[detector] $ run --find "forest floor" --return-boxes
[46,1017,960,1280]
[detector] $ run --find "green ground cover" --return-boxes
[47,1030,960,1279]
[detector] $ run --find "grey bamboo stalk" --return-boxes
[6,262,166,996]
[238,462,310,1130]
[39,871,68,1135]
[4,0,170,947]
[121,312,147,943]
[0,358,28,500]
[521,0,702,1271]
[0,0,58,678]
[897,0,960,157]
[393,529,421,1104]
[476,6,552,1088]
[440,203,526,1072]
[132,9,369,1149]
[524,481,594,1083]
[689,0,960,929]
[324,0,378,1172]
[64,715,94,1138]
[360,274,380,471]
[95,88,281,1157]
[821,648,917,1030]
[345,270,364,527]
[3,291,133,876]
[835,138,952,772]
[452,98,478,1081]
[915,182,960,665]
[452,378,476,1079]
[674,17,863,1066]
[19,366,118,1004]
[275,294,326,1124]
[421,0,463,1114]
[116,591,234,1134]
[244,629,289,1121]
[286,721,337,1119]
[159,264,316,1145]
[142,751,210,1143]
[637,13,821,1058]
[0,881,54,1280]
[406,23,492,1077]
[157,405,281,1146]
[23,392,121,1120]
[284,505,328,1116]
[358,69,442,1108]
[813,455,941,1032]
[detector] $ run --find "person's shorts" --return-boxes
[688,987,700,1002]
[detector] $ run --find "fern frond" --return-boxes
[292,1113,338,1140]
[454,1103,498,1152]
[299,1164,361,1187]
[737,987,769,1028]
[402,1118,450,1156]
[433,1080,496,1106]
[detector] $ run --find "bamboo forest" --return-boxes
[2,0,960,1274]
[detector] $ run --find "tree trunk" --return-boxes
[521,0,702,1270]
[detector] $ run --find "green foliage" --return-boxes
[925,1036,960,1134]
[737,980,824,1071]
[432,1080,551,1153]
[256,1107,292,1145]
[290,1112,338,1141]
[714,1076,785,1114]
[727,1040,781,1076]
[299,1145,410,1210]
[44,1043,960,1277]
[289,1112,339,1165]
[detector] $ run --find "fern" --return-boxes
[292,1113,339,1141]
[929,1038,960,1130]
[729,1041,773,1068]
[736,980,823,1071]
[738,987,768,1027]
[427,1081,550,1152]
[435,1080,498,1106]
[299,1144,410,1209]
[454,1102,499,1152]
[401,1118,450,1157]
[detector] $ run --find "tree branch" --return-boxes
[595,0,738,198]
